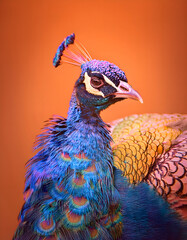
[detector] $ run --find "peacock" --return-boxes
[13,33,187,240]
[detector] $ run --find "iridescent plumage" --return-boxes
[13,34,187,240]
[111,113,187,218]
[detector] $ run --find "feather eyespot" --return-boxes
[90,77,104,88]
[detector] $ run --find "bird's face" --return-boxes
[75,60,143,112]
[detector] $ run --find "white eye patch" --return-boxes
[83,71,118,97]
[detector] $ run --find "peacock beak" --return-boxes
[114,81,143,103]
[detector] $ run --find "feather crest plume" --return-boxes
[53,33,92,67]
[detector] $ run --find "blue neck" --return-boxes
[64,90,112,161]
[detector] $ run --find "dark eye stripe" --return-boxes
[90,72,104,80]
[87,70,104,80]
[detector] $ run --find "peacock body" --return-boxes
[13,34,187,240]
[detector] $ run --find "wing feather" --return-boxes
[110,114,187,219]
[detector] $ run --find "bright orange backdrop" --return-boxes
[0,0,187,239]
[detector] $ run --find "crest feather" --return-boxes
[53,33,92,67]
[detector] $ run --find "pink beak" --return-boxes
[114,81,143,103]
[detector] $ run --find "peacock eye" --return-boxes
[90,77,104,88]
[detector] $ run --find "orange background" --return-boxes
[0,0,187,239]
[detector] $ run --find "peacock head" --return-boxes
[53,33,143,112]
